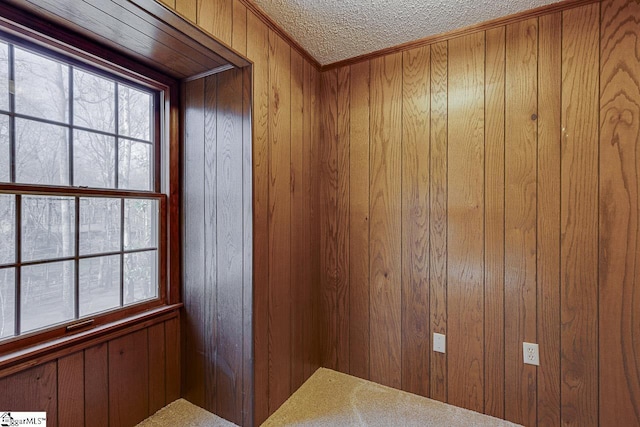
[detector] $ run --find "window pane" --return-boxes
[74,68,115,132]
[16,118,69,185]
[0,114,9,182]
[118,139,151,191]
[22,196,75,262]
[118,85,151,141]
[15,47,69,123]
[124,250,157,305]
[80,198,120,255]
[74,130,115,188]
[21,260,75,333]
[0,42,8,112]
[124,199,157,250]
[79,255,120,316]
[0,268,15,339]
[0,195,15,265]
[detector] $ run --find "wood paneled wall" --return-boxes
[168,2,321,425]
[0,315,180,427]
[319,0,640,425]
[183,67,252,426]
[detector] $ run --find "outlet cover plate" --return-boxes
[433,333,446,353]
[523,342,539,366]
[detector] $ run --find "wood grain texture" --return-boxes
[309,63,322,382]
[537,12,562,427]
[202,72,218,418]
[158,0,176,9]
[348,60,371,381]
[164,317,181,404]
[268,29,292,413]
[599,0,640,425]
[561,4,600,426]
[232,0,247,56]
[483,25,505,419]
[175,0,197,22]
[320,69,338,371]
[290,49,306,391]
[84,344,108,427]
[247,10,271,425]
[401,45,430,397]
[58,353,84,426]
[504,18,538,427]
[336,65,351,374]
[0,362,58,426]
[429,41,448,403]
[447,32,484,413]
[241,65,254,427]
[148,317,166,415]
[215,68,244,424]
[369,52,403,389]
[183,77,206,408]
[109,329,149,427]
[302,60,317,383]
[197,0,232,45]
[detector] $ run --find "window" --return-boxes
[0,34,164,343]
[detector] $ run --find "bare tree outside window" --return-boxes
[0,38,160,340]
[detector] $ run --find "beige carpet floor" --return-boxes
[139,368,522,426]
[136,399,237,427]
[263,368,521,426]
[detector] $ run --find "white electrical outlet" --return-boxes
[433,333,446,353]
[523,342,539,366]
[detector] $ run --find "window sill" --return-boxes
[0,303,182,378]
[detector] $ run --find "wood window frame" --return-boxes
[0,4,181,361]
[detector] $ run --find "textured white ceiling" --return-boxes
[252,0,561,65]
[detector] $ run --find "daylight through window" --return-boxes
[0,36,162,341]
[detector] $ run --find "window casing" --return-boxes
[0,31,166,347]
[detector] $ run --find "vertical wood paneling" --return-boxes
[561,4,600,426]
[183,77,206,408]
[203,73,218,414]
[197,0,232,45]
[336,65,351,373]
[231,0,247,55]
[241,66,254,427]
[148,323,166,415]
[309,64,322,382]
[429,41,448,403]
[268,30,292,412]
[348,60,371,381]
[215,68,245,424]
[301,60,316,382]
[320,69,338,370]
[290,49,306,391]
[85,344,109,427]
[0,363,58,427]
[484,25,505,419]
[505,18,538,427]
[369,52,403,389]
[0,321,177,427]
[401,45,430,397]
[600,0,640,425]
[537,12,562,427]
[247,10,270,425]
[58,353,84,426]
[447,32,484,413]
[109,329,149,427]
[158,0,176,9]
[175,0,197,22]
[164,317,181,404]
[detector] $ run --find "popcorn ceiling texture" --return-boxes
[252,0,560,65]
